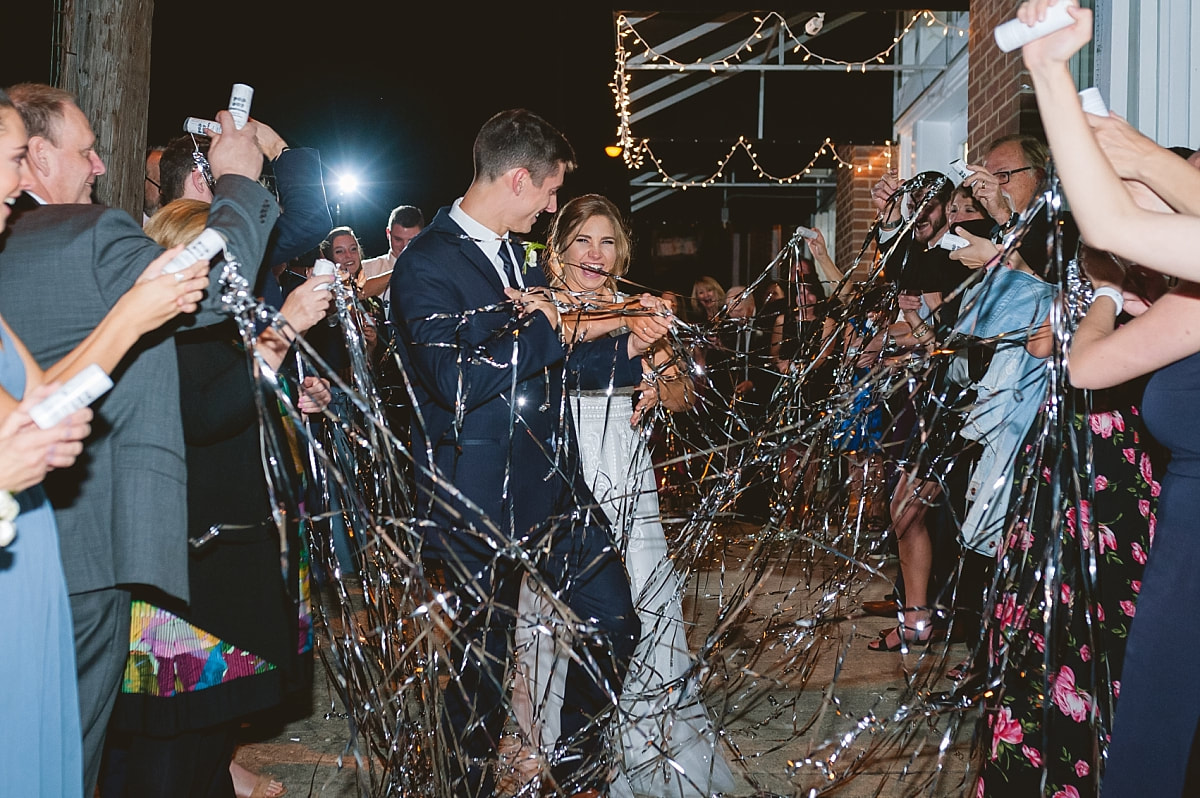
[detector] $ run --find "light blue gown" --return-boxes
[0,319,83,797]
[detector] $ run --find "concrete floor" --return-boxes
[234,522,983,797]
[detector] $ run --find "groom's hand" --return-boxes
[507,287,561,331]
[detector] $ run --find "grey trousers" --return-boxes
[70,587,131,796]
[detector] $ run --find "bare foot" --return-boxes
[230,760,286,798]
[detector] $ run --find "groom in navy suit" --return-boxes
[390,109,670,796]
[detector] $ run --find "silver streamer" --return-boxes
[205,165,1141,797]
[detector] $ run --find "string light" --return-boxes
[610,11,964,188]
[621,136,858,189]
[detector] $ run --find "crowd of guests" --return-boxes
[4,4,1200,795]
[647,5,1198,791]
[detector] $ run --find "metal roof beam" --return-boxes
[627,12,869,123]
[629,13,808,104]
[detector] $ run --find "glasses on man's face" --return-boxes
[994,166,1033,184]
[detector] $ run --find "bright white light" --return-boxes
[337,173,360,194]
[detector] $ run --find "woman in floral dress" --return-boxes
[977,372,1163,797]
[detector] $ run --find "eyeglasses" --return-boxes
[994,166,1033,184]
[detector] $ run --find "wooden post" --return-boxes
[55,0,155,217]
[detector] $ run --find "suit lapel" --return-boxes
[456,235,506,293]
[431,210,544,292]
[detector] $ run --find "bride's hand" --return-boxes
[630,382,658,427]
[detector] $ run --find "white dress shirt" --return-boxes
[448,197,525,290]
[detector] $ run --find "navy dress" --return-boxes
[0,320,84,797]
[1103,350,1200,796]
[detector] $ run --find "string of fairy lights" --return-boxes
[610,10,967,188]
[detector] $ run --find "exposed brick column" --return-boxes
[834,144,891,278]
[967,0,1044,155]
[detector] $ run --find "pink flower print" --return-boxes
[1065,502,1089,536]
[1113,680,1120,698]
[1148,513,1156,546]
[1132,405,1139,415]
[1140,453,1154,484]
[1112,410,1125,431]
[1090,412,1116,438]
[1061,583,1073,605]
[1023,745,1043,768]
[1123,448,1136,464]
[994,592,1028,630]
[1131,541,1147,565]
[1075,760,1090,778]
[1053,786,1082,798]
[1051,666,1092,722]
[1096,603,1105,622]
[1013,521,1033,552]
[1131,580,1141,593]
[1098,524,1117,554]
[1032,632,1045,652]
[1120,600,1136,617]
[1138,499,1151,518]
[1042,466,1053,483]
[1080,644,1091,662]
[1094,474,1108,491]
[1151,480,1161,497]
[976,778,985,798]
[990,706,1024,759]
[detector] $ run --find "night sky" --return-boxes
[2,3,963,287]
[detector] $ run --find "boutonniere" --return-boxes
[521,242,545,275]
[0,491,18,547]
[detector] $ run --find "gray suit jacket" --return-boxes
[0,174,279,602]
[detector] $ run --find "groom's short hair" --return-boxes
[472,108,576,186]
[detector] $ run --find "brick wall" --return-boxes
[967,0,1044,156]
[831,1,1048,276]
[834,144,891,278]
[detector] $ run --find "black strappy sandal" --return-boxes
[867,607,934,652]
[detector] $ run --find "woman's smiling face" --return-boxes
[560,213,617,293]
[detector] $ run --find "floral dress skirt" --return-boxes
[977,386,1162,798]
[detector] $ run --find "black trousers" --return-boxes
[103,722,238,798]
[431,520,639,796]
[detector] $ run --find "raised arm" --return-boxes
[808,227,857,302]
[1087,112,1200,217]
[264,144,333,266]
[1020,1,1200,279]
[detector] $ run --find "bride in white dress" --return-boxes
[511,195,735,797]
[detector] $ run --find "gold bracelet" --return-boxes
[911,323,932,339]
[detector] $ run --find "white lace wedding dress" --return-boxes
[513,388,735,797]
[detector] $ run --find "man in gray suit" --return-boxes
[0,83,279,793]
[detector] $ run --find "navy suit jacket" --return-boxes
[389,207,641,564]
